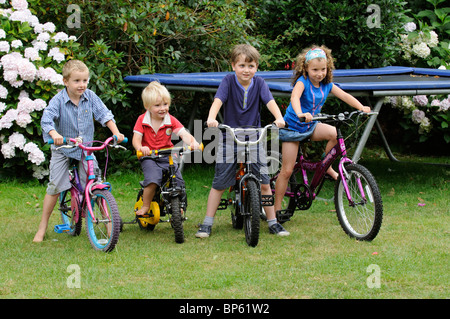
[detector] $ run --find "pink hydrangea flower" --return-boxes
[16,111,32,127]
[1,143,16,158]
[8,132,26,149]
[11,0,28,11]
[0,108,18,129]
[24,47,40,61]
[0,41,10,53]
[24,142,45,165]
[0,84,8,99]
[413,95,428,107]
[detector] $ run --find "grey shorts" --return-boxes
[46,149,98,195]
[211,141,269,190]
[140,156,184,188]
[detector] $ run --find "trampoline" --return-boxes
[124,66,450,163]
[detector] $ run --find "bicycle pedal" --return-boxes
[54,224,71,233]
[217,198,231,210]
[261,195,274,206]
[276,210,294,223]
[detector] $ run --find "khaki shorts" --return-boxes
[46,149,98,195]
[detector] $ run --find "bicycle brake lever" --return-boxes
[111,145,127,150]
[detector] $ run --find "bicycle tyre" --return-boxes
[86,189,121,252]
[334,163,383,241]
[170,196,184,244]
[243,179,261,247]
[59,188,82,236]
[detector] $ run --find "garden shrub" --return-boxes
[0,0,79,179]
[383,0,450,152]
[248,0,408,70]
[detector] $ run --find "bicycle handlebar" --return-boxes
[136,143,204,160]
[215,123,275,146]
[48,135,128,151]
[299,110,378,122]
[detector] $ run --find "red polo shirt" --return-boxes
[133,111,185,149]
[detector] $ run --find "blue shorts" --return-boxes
[279,122,317,142]
[140,156,184,188]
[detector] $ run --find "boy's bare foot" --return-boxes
[32,230,45,242]
[135,206,149,216]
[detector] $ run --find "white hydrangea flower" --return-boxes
[403,22,416,32]
[412,42,430,59]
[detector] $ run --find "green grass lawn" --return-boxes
[0,149,448,300]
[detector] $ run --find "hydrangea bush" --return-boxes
[385,17,450,146]
[0,0,79,179]
[385,94,450,143]
[399,22,441,63]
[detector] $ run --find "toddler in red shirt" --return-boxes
[132,81,200,216]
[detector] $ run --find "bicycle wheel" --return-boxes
[243,179,261,247]
[334,163,383,241]
[59,188,82,236]
[86,189,121,252]
[170,196,184,244]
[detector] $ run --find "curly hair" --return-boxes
[291,45,335,86]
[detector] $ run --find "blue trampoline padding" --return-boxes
[124,66,450,92]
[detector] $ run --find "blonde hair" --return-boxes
[141,81,171,110]
[62,60,89,80]
[231,44,260,65]
[292,45,335,86]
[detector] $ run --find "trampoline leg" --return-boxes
[352,98,383,163]
[374,119,400,162]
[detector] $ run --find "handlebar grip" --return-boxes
[113,135,128,144]
[47,137,67,144]
[137,143,204,159]
[188,143,204,152]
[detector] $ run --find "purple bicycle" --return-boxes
[270,111,383,241]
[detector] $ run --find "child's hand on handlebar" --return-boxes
[298,112,313,122]
[139,146,151,156]
[273,118,286,128]
[114,133,126,143]
[190,140,201,151]
[49,131,64,145]
[206,118,219,127]
[360,106,371,113]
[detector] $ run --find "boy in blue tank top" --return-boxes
[196,44,290,238]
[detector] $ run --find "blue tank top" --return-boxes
[284,76,333,133]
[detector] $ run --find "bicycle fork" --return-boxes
[84,153,112,224]
[338,157,368,206]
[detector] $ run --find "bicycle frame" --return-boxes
[56,136,123,223]
[136,145,191,195]
[218,124,275,209]
[295,134,352,201]
[276,112,375,205]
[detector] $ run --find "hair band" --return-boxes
[305,48,327,62]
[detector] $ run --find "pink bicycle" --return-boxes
[51,136,127,252]
[270,111,383,241]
